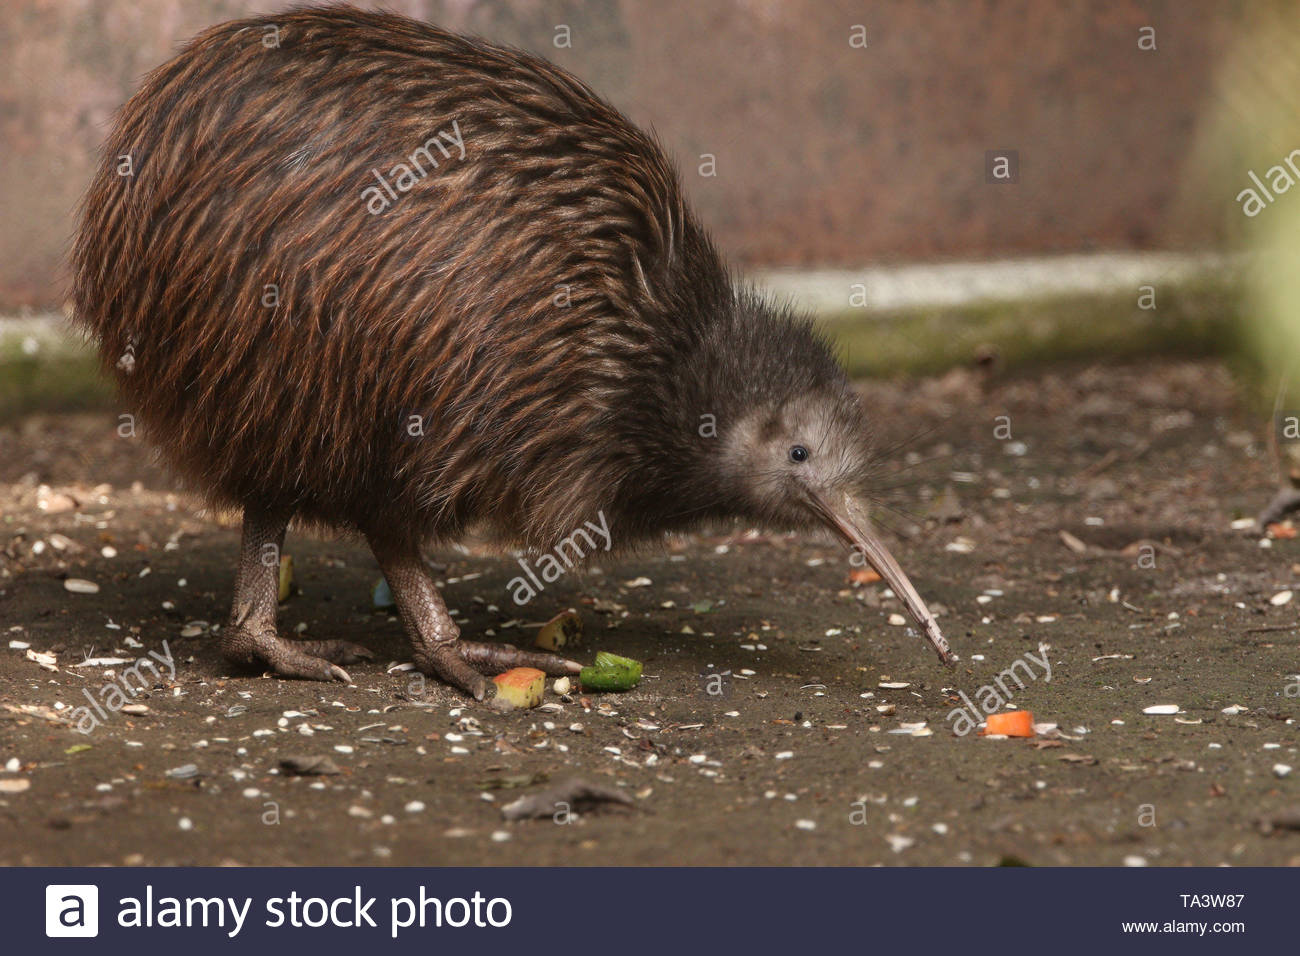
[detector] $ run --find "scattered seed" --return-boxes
[64,579,100,594]
[1142,704,1180,715]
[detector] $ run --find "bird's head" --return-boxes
[717,382,953,664]
[666,292,952,664]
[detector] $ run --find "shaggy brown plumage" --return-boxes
[72,5,950,698]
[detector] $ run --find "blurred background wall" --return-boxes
[0,0,1245,310]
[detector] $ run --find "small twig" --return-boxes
[1268,369,1290,487]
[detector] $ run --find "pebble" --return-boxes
[64,578,100,594]
[1123,855,1148,867]
[1274,764,1293,779]
[178,817,193,831]
[405,800,426,813]
[887,614,907,626]
[884,834,914,853]
[1272,590,1294,606]
[794,819,816,831]
[1221,705,1247,715]
[4,758,19,772]
[491,830,511,843]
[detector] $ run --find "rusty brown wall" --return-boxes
[0,0,1239,308]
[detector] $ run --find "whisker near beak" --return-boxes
[807,490,954,664]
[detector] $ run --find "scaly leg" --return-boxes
[369,538,581,700]
[221,507,373,682]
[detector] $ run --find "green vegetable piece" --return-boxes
[579,652,643,691]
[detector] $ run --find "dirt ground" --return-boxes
[1,358,1298,866]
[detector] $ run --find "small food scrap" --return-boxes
[1058,530,1088,554]
[849,567,882,585]
[500,778,634,821]
[279,755,342,776]
[492,667,546,708]
[578,651,643,692]
[278,554,294,602]
[1267,522,1297,539]
[372,577,395,609]
[535,609,582,652]
[981,710,1035,737]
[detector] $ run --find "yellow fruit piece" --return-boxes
[492,667,546,709]
[277,554,294,602]
[535,609,582,651]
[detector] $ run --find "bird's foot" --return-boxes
[415,639,582,701]
[221,624,374,683]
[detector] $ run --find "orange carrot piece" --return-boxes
[982,710,1035,737]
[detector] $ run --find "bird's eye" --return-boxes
[789,445,809,463]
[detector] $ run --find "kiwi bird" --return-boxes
[72,5,952,700]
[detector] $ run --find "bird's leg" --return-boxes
[220,506,373,682]
[368,539,582,700]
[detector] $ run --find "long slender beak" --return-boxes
[808,491,954,664]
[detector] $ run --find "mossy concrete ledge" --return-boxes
[0,252,1245,418]
[755,252,1244,377]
